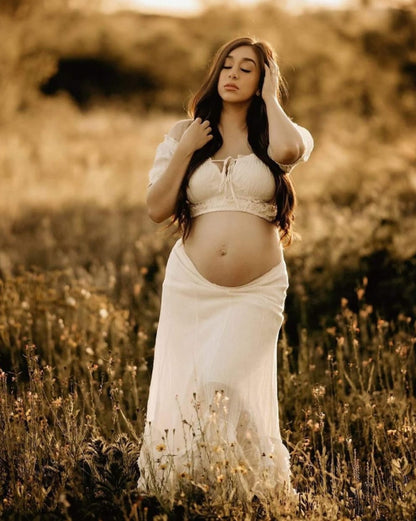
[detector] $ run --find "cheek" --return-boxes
[253,72,261,89]
[246,74,260,93]
[218,69,227,82]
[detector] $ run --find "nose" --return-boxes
[228,68,238,79]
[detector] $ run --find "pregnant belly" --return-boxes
[183,212,283,287]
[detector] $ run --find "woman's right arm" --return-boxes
[146,118,212,223]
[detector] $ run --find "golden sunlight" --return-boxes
[104,0,351,15]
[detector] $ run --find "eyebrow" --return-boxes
[225,55,257,66]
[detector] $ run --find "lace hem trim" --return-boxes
[190,198,277,222]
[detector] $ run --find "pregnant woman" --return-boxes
[137,36,314,505]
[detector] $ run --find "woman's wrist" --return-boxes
[176,140,196,159]
[262,92,280,106]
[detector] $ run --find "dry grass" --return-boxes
[0,97,177,218]
[0,3,416,519]
[0,264,415,520]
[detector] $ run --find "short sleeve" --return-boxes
[271,122,314,174]
[148,134,179,186]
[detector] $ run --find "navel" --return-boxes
[218,247,227,257]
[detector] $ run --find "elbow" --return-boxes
[147,205,168,223]
[286,143,304,164]
[146,195,173,223]
[146,185,175,222]
[269,143,304,165]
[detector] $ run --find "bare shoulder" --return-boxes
[167,119,193,141]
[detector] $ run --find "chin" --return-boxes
[221,92,250,103]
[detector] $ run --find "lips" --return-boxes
[224,83,238,90]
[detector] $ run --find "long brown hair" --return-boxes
[173,37,296,245]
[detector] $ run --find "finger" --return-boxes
[270,61,279,72]
[202,119,210,128]
[194,117,202,124]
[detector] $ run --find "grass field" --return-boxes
[1,2,416,519]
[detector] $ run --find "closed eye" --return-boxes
[222,66,251,73]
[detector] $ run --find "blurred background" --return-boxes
[1,3,416,518]
[0,0,415,340]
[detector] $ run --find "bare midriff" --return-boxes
[183,212,283,287]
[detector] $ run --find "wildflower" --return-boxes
[312,385,326,399]
[156,443,166,452]
[217,474,224,483]
[232,464,248,474]
[395,345,409,358]
[80,288,91,299]
[159,463,167,470]
[86,347,94,356]
[65,296,76,307]
[337,337,345,347]
[99,308,109,319]
[51,397,63,408]
[356,288,365,300]
[127,364,137,375]
[21,301,30,310]
[138,360,147,372]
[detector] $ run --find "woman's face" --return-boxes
[217,45,261,104]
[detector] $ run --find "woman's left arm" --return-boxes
[262,61,306,165]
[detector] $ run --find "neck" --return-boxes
[218,101,249,133]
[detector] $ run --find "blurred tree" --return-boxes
[0,0,105,17]
[0,0,70,17]
[356,0,415,7]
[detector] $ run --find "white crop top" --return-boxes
[148,122,314,222]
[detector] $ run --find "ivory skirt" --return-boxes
[137,238,294,502]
